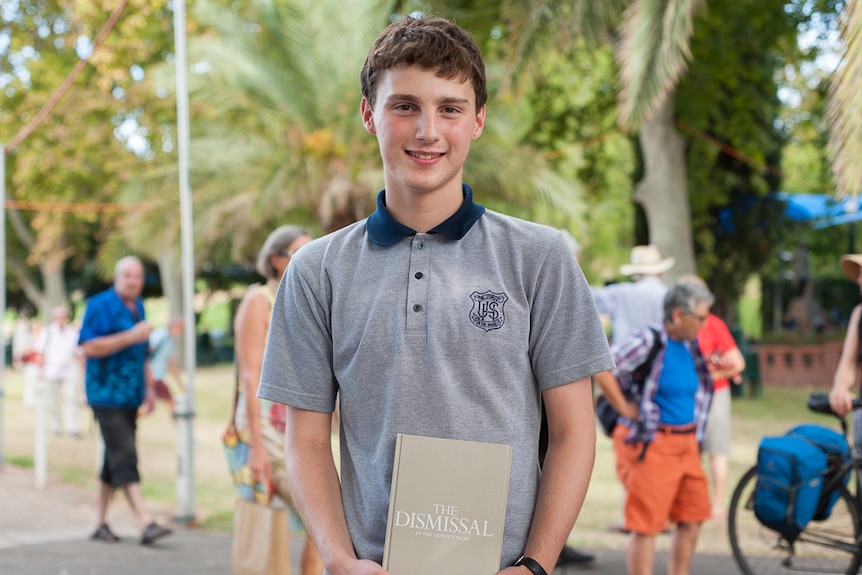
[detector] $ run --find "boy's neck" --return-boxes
[384,181,464,233]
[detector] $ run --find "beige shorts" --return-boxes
[702,387,731,455]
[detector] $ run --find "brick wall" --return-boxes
[753,341,843,388]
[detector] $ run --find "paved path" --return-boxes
[0,463,735,574]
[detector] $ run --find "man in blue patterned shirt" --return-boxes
[79,256,172,546]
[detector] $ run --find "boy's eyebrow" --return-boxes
[385,93,471,106]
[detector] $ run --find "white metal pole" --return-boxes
[173,0,196,523]
[34,379,47,489]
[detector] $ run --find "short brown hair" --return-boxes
[359,15,487,113]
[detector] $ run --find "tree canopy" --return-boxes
[2,0,860,332]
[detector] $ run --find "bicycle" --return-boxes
[728,392,862,575]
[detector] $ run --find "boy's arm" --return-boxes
[284,407,388,575]
[500,378,595,575]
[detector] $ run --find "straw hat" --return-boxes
[840,253,862,281]
[619,244,675,276]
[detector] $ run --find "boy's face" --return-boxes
[360,64,485,198]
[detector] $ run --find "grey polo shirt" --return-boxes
[258,185,613,567]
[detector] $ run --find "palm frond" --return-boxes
[826,0,862,199]
[498,0,623,92]
[466,117,588,227]
[617,0,705,128]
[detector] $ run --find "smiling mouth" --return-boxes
[407,151,443,160]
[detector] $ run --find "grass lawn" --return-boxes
[2,364,237,531]
[1,366,842,553]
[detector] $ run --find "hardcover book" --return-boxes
[382,434,512,575]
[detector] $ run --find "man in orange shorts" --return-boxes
[596,282,715,575]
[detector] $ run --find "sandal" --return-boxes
[140,522,172,545]
[90,523,119,543]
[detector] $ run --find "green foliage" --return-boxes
[5,455,34,468]
[5,0,856,324]
[198,298,233,334]
[56,466,97,490]
[198,510,235,532]
[518,42,635,281]
[1,0,178,309]
[119,0,395,271]
[116,0,594,277]
[675,0,801,318]
[824,0,862,198]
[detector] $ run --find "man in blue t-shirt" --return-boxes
[78,256,172,546]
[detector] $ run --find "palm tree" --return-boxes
[827,0,862,201]
[116,0,589,286]
[462,0,859,280]
[487,0,704,280]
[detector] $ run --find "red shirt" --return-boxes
[696,313,738,391]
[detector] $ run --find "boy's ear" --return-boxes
[472,104,486,140]
[360,98,376,135]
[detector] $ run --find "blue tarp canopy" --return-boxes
[780,192,861,229]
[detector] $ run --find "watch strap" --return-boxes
[513,555,548,575]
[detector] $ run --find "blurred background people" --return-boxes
[592,244,674,534]
[17,317,44,409]
[597,282,715,575]
[677,275,745,520]
[79,256,172,545]
[591,244,674,344]
[35,305,83,438]
[147,317,185,418]
[829,253,862,450]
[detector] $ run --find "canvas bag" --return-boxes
[231,498,291,575]
[753,434,827,535]
[786,423,851,520]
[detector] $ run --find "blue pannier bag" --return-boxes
[754,434,827,535]
[786,423,851,520]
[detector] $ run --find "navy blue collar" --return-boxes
[365,184,485,246]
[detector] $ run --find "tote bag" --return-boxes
[231,498,291,575]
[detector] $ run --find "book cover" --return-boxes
[382,434,512,575]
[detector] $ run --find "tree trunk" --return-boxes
[39,263,66,319]
[633,92,696,284]
[7,236,68,319]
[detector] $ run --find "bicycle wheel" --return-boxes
[729,465,862,575]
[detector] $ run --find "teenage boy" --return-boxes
[258,15,613,575]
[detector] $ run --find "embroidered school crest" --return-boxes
[469,290,508,332]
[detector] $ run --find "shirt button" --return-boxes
[413,304,422,313]
[417,242,426,250]
[414,272,423,280]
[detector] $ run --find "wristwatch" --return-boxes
[513,555,548,575]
